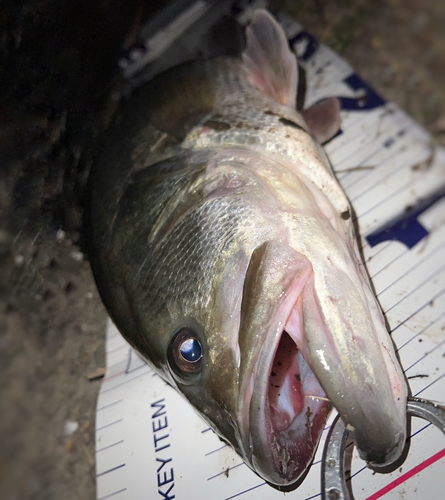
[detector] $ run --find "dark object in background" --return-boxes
[0,0,171,236]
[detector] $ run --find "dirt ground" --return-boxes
[0,1,444,499]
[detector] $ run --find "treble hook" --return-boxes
[321,398,445,500]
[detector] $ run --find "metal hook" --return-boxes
[321,398,445,500]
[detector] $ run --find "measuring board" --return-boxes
[95,4,445,500]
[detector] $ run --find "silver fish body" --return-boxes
[89,11,408,486]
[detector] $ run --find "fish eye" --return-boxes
[168,327,203,376]
[179,338,202,362]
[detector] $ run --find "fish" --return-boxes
[88,10,408,487]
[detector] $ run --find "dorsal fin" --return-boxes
[242,10,298,108]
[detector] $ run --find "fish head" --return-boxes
[113,147,406,486]
[110,148,332,481]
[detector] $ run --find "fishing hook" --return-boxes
[321,398,445,500]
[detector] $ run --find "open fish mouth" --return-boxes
[241,242,406,486]
[248,301,331,485]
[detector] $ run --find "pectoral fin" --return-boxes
[303,97,342,144]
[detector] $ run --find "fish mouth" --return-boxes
[248,302,331,485]
[247,296,405,485]
[240,242,406,485]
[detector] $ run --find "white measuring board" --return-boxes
[95,10,445,500]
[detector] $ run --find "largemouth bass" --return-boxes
[88,10,408,486]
